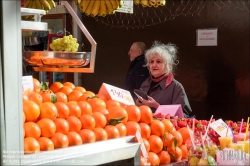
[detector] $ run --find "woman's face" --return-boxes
[149,55,166,77]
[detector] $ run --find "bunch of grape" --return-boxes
[49,35,79,52]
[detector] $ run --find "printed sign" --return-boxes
[22,76,33,94]
[98,83,135,105]
[154,105,184,118]
[135,130,148,159]
[196,29,218,46]
[115,0,133,14]
[209,119,233,137]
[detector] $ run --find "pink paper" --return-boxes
[154,105,184,118]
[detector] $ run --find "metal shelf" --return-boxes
[22,136,140,165]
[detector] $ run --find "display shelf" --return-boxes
[21,7,48,31]
[22,136,140,165]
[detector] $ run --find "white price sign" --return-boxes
[98,83,135,106]
[196,29,218,46]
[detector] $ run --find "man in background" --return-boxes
[125,42,149,100]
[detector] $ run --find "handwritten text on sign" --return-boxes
[98,83,135,106]
[196,29,218,46]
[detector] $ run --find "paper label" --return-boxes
[135,130,148,159]
[209,119,233,137]
[196,29,218,46]
[115,0,133,14]
[22,76,33,94]
[154,105,184,118]
[98,83,135,106]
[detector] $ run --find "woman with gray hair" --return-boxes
[135,41,192,118]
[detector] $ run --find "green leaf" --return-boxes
[174,137,177,149]
[40,82,49,91]
[50,92,57,103]
[168,151,176,161]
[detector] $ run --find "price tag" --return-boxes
[209,119,233,137]
[135,130,148,159]
[98,83,135,105]
[22,76,33,94]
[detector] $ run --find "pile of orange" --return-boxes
[23,79,189,166]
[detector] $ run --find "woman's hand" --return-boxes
[135,96,160,109]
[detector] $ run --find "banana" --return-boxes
[80,0,91,13]
[149,0,156,7]
[35,0,43,9]
[85,0,95,16]
[110,0,118,10]
[134,0,140,5]
[75,0,81,6]
[104,0,114,14]
[24,0,32,8]
[39,0,51,10]
[31,0,37,8]
[140,0,149,7]
[90,0,100,17]
[47,0,56,8]
[98,0,107,17]
[159,0,165,6]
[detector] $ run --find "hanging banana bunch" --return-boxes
[23,0,56,14]
[76,0,124,17]
[135,0,166,7]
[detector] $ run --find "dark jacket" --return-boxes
[140,77,192,118]
[125,54,149,99]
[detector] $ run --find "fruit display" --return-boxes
[134,0,166,7]
[24,0,56,12]
[22,78,250,165]
[49,35,79,52]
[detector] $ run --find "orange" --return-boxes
[66,116,82,132]
[53,118,69,134]
[147,152,160,166]
[125,121,141,136]
[28,92,43,106]
[73,86,86,93]
[79,114,95,130]
[78,93,95,101]
[178,127,191,144]
[92,112,107,128]
[37,137,54,151]
[67,131,83,146]
[93,107,109,119]
[33,78,41,93]
[24,122,41,139]
[93,127,108,141]
[54,102,70,119]
[59,86,73,96]
[78,129,96,143]
[40,91,57,103]
[23,94,29,102]
[115,123,127,137]
[125,105,141,122]
[95,93,108,102]
[50,132,69,149]
[83,91,95,96]
[157,150,171,164]
[167,146,182,162]
[63,82,75,89]
[104,125,120,139]
[150,120,165,137]
[23,112,26,123]
[87,98,106,110]
[39,102,58,120]
[148,135,163,153]
[67,101,81,118]
[161,119,175,133]
[55,92,68,103]
[161,132,175,150]
[67,90,83,102]
[141,156,147,166]
[36,118,56,138]
[138,105,153,124]
[171,130,183,147]
[139,123,151,139]
[105,99,121,108]
[77,101,92,115]
[179,144,188,159]
[50,82,63,93]
[24,137,40,154]
[23,100,40,122]
[107,106,128,124]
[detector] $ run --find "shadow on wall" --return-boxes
[205,51,237,121]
